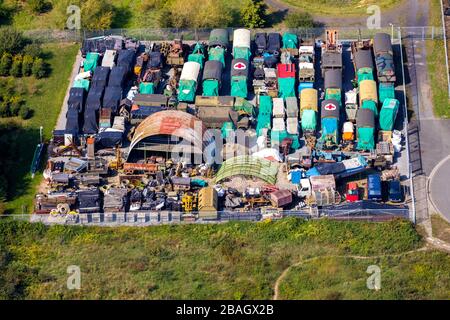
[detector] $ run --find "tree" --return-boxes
[22,55,34,76]
[32,58,47,78]
[81,0,114,30]
[0,52,12,76]
[285,11,315,29]
[27,0,47,14]
[10,55,22,77]
[0,27,25,56]
[240,0,266,28]
[19,106,32,120]
[23,43,43,58]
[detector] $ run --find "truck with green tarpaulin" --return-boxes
[208,29,229,67]
[320,99,340,148]
[202,60,223,96]
[300,88,318,136]
[256,95,272,136]
[178,61,201,103]
[379,98,399,131]
[233,29,251,61]
[356,108,376,151]
[324,69,342,107]
[359,79,378,117]
[230,59,249,98]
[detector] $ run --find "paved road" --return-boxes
[429,156,450,220]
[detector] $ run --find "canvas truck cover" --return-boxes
[267,33,281,53]
[324,69,342,90]
[202,80,220,96]
[180,61,201,82]
[286,117,299,134]
[149,52,163,69]
[178,80,197,102]
[108,66,127,88]
[301,109,317,131]
[68,87,86,111]
[83,108,98,134]
[379,98,399,131]
[234,97,256,117]
[86,86,104,111]
[73,79,90,92]
[282,33,298,49]
[103,86,122,113]
[208,47,226,67]
[231,59,249,78]
[139,82,154,94]
[231,76,248,98]
[233,29,251,49]
[272,117,285,131]
[354,50,374,71]
[357,108,375,127]
[188,53,205,70]
[209,29,229,48]
[277,63,296,78]
[203,60,223,81]
[102,49,117,68]
[286,97,298,117]
[84,52,99,72]
[255,33,267,51]
[278,77,296,98]
[379,82,395,104]
[300,88,318,112]
[92,66,110,88]
[256,95,272,136]
[321,99,340,118]
[374,33,392,55]
[65,107,80,134]
[272,98,285,118]
[133,94,168,107]
[359,79,378,104]
[322,52,343,68]
[117,49,135,72]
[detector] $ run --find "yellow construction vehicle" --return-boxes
[109,146,123,171]
[181,192,198,213]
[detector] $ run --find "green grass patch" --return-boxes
[0,218,427,299]
[279,252,450,299]
[0,42,79,214]
[281,0,402,16]
[431,214,450,243]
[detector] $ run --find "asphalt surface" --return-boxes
[429,156,450,219]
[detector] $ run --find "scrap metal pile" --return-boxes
[35,30,407,222]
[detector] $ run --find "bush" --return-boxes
[81,0,114,30]
[27,0,47,13]
[285,11,315,29]
[240,0,266,28]
[0,101,10,117]
[10,55,22,77]
[32,58,46,78]
[21,55,34,76]
[23,43,43,59]
[0,53,12,76]
[0,27,25,56]
[19,106,32,120]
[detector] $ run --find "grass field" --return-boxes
[3,217,445,300]
[281,0,402,16]
[0,43,79,214]
[431,214,450,243]
[426,0,450,118]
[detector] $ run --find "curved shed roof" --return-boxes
[215,155,279,184]
[128,110,212,157]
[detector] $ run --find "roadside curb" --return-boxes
[427,154,450,223]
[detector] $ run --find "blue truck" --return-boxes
[367,174,382,201]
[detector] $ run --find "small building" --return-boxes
[198,187,218,219]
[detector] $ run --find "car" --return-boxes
[388,180,403,203]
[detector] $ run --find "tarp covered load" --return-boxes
[359,80,378,104]
[324,69,342,89]
[255,33,267,53]
[103,86,122,113]
[178,61,201,102]
[68,87,86,112]
[379,98,399,131]
[271,129,300,150]
[83,108,98,134]
[202,60,222,96]
[73,79,90,91]
[321,99,340,145]
[286,96,298,118]
[300,88,318,112]
[234,97,256,118]
[188,43,206,70]
[117,49,135,73]
[256,95,272,136]
[92,66,110,88]
[230,59,249,98]
[356,108,375,151]
[282,32,298,49]
[233,29,251,61]
[361,100,378,117]
[307,155,367,178]
[86,86,104,111]
[149,51,163,69]
[97,116,125,148]
[65,107,80,134]
[374,33,393,54]
[379,82,395,104]
[278,77,296,98]
[354,50,374,70]
[209,29,229,48]
[215,155,279,184]
[208,47,226,67]
[109,65,128,88]
[267,33,281,53]
[301,109,317,131]
[139,82,154,94]
[84,52,99,72]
